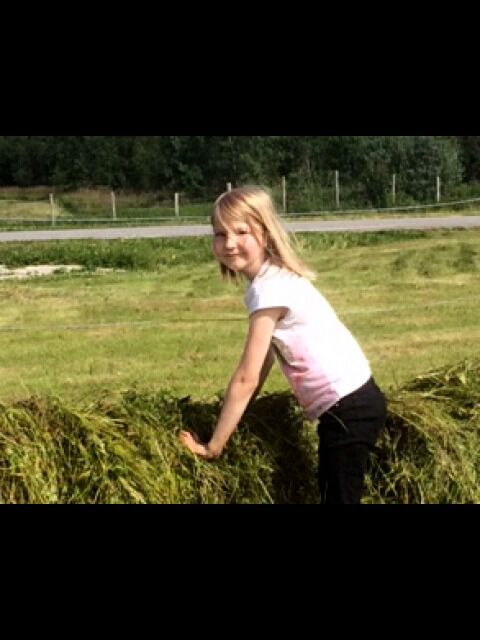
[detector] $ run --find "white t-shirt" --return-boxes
[244,262,371,420]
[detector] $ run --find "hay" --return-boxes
[364,359,480,503]
[0,390,317,504]
[0,358,479,503]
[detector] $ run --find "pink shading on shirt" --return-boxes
[272,336,340,420]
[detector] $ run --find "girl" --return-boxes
[179,185,387,504]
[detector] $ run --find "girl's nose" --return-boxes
[225,234,236,248]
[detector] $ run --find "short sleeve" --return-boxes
[245,278,291,316]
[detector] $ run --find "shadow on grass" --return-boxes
[177,392,319,504]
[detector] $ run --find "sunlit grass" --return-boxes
[0,201,71,220]
[0,358,479,503]
[1,228,479,502]
[0,229,479,404]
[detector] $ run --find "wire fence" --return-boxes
[1,178,480,230]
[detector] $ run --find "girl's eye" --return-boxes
[214,231,226,237]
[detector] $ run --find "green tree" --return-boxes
[458,136,480,182]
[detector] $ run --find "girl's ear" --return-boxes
[252,223,267,248]
[264,230,272,252]
[261,228,268,248]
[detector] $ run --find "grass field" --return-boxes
[0,229,479,404]
[1,228,479,503]
[0,200,71,221]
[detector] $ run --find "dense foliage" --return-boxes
[1,136,478,208]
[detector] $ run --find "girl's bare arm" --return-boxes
[179,307,285,459]
[248,344,275,407]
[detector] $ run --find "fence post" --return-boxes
[226,182,232,192]
[175,192,180,218]
[392,174,396,205]
[335,170,340,208]
[282,176,287,213]
[111,190,117,220]
[50,193,55,227]
[436,176,441,203]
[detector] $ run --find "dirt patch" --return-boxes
[0,264,83,280]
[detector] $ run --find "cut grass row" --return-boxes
[0,358,478,503]
[0,229,479,404]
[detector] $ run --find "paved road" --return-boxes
[1,215,480,243]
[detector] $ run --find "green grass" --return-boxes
[0,187,214,229]
[0,229,479,405]
[0,389,319,504]
[0,358,479,503]
[0,200,71,221]
[1,228,480,503]
[364,358,480,503]
[0,229,447,270]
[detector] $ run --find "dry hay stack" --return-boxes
[365,359,480,503]
[0,359,479,503]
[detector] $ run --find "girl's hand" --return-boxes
[178,430,220,460]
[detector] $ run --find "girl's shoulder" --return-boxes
[261,262,301,283]
[246,264,304,301]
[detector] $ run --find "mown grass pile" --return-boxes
[365,358,480,504]
[0,358,479,504]
[0,390,318,504]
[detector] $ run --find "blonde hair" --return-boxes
[211,185,316,282]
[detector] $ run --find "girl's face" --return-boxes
[212,218,267,281]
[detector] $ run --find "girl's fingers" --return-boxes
[179,430,201,444]
[179,431,210,458]
[179,432,201,453]
[178,433,195,446]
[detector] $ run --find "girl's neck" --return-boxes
[247,257,270,282]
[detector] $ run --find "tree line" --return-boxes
[0,136,479,207]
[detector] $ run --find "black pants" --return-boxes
[317,377,387,504]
